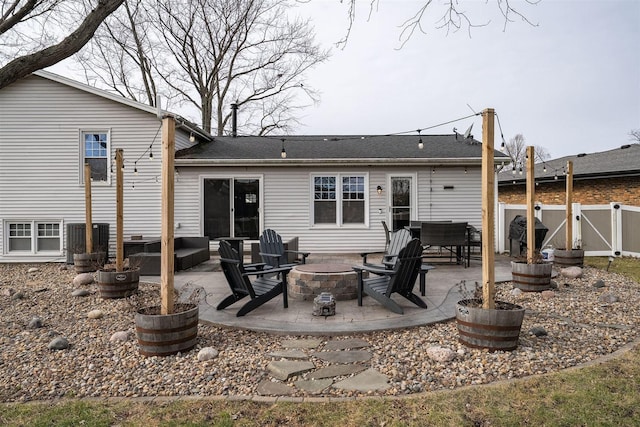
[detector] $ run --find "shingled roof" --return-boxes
[175,134,509,166]
[498,143,640,184]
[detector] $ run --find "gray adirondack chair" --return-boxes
[259,229,310,268]
[360,228,412,269]
[217,240,290,316]
[353,238,427,314]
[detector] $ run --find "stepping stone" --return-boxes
[281,338,322,349]
[256,380,295,396]
[333,368,390,392]
[311,364,368,379]
[323,338,370,351]
[312,350,372,364]
[267,361,315,380]
[294,379,333,394]
[268,349,308,359]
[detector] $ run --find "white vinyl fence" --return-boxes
[497,203,640,257]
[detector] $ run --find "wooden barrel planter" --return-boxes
[73,252,105,273]
[511,261,553,292]
[96,269,139,299]
[553,249,584,267]
[456,299,525,351]
[135,304,199,357]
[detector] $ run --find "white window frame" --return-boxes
[4,220,63,255]
[310,173,369,227]
[80,129,111,185]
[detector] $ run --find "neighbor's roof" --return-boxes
[499,143,640,184]
[175,134,509,166]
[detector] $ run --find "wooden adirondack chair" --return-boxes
[259,229,310,268]
[353,238,427,314]
[217,240,290,316]
[360,228,412,269]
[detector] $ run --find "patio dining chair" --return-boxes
[353,238,427,314]
[420,221,468,266]
[217,240,291,316]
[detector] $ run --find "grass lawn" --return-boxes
[2,256,638,426]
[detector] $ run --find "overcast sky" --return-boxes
[48,0,639,160]
[290,0,640,159]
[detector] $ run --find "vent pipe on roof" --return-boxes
[230,103,238,137]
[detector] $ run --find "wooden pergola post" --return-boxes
[526,146,536,263]
[84,163,93,254]
[115,149,124,272]
[565,161,574,250]
[481,108,496,310]
[161,117,175,315]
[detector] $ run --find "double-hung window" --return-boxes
[82,131,110,183]
[313,174,367,226]
[6,221,62,254]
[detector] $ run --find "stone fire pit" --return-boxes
[288,263,363,301]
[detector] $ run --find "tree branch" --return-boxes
[0,0,125,89]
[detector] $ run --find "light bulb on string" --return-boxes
[280,139,287,159]
[417,129,423,149]
[134,162,138,176]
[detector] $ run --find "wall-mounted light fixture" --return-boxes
[376,185,383,195]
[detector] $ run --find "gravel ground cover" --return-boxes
[1,263,638,402]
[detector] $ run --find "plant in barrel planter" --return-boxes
[553,161,585,267]
[455,109,526,351]
[510,146,553,293]
[96,149,140,299]
[133,117,200,357]
[74,163,106,273]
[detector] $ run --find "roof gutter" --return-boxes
[175,157,506,167]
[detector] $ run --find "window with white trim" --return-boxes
[313,174,367,225]
[82,131,110,182]
[6,221,62,253]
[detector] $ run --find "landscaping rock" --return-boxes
[541,290,555,299]
[1,288,15,297]
[310,364,367,380]
[109,331,131,342]
[87,309,104,319]
[27,316,43,329]
[599,293,619,303]
[197,347,219,361]
[529,326,548,337]
[333,368,390,392]
[10,291,24,300]
[593,279,606,288]
[323,338,370,351]
[28,267,39,273]
[73,273,95,286]
[561,266,583,278]
[268,349,308,359]
[426,346,455,362]
[281,338,322,349]
[71,289,91,297]
[294,378,333,394]
[312,350,372,364]
[510,288,523,297]
[48,337,69,350]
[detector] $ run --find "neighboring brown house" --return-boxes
[498,144,640,206]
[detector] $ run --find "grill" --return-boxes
[508,215,548,257]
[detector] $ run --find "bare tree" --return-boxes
[335,0,540,47]
[629,129,640,142]
[503,134,550,171]
[0,0,125,89]
[77,0,329,136]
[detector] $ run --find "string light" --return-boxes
[495,113,507,151]
[417,129,423,149]
[189,132,195,143]
[149,148,153,160]
[134,162,138,176]
[280,139,287,159]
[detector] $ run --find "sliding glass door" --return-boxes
[203,178,260,240]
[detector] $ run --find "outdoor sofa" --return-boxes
[129,236,210,275]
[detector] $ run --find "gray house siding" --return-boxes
[0,74,196,262]
[174,165,484,253]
